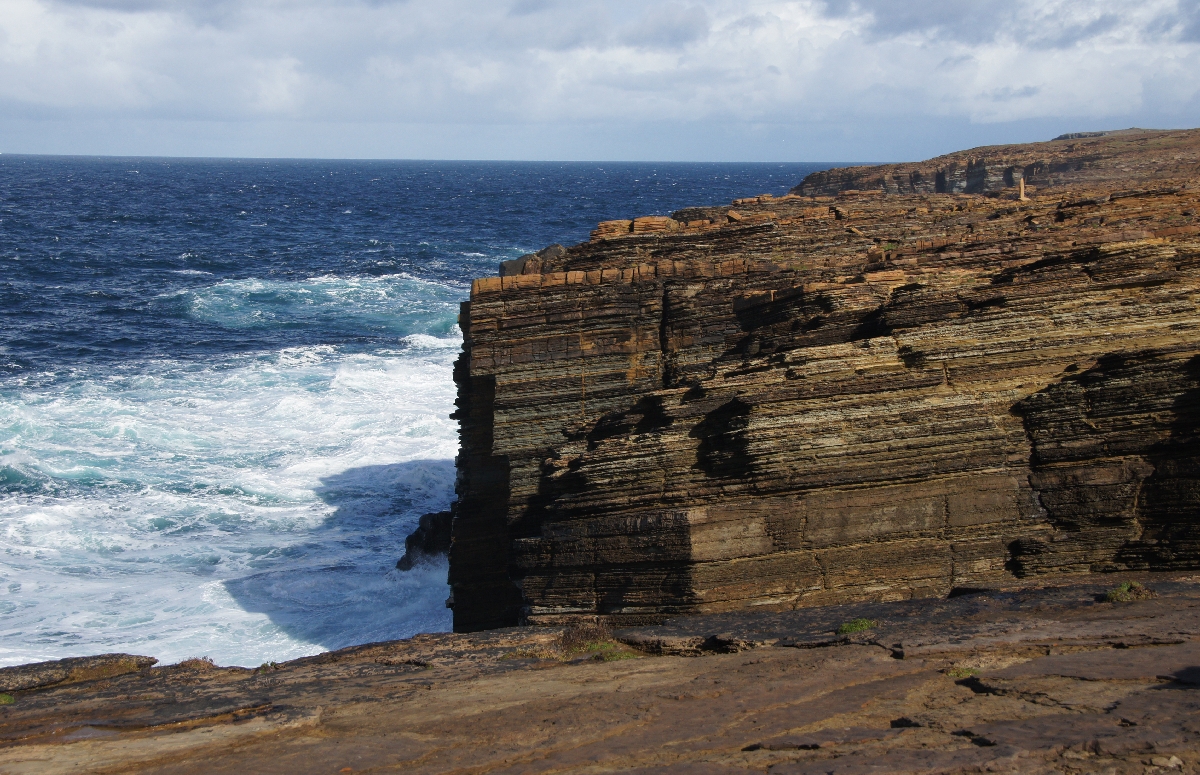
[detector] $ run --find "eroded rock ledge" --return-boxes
[447,128,1200,632]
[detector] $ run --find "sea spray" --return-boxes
[0,340,459,666]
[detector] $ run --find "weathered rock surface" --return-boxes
[791,127,1200,196]
[3,575,1199,773]
[0,655,158,695]
[449,128,1200,632]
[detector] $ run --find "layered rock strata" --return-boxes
[4,575,1200,774]
[448,129,1200,632]
[792,127,1200,196]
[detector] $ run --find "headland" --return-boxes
[5,128,1200,773]
[449,127,1200,632]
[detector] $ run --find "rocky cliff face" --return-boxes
[792,128,1200,197]
[447,129,1200,633]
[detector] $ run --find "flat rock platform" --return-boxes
[2,573,1199,773]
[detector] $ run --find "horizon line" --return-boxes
[0,151,885,166]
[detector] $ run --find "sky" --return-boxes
[2,0,1200,161]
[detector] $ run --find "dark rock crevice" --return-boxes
[1011,351,1200,575]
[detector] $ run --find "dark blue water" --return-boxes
[0,157,829,667]
[1,157,827,373]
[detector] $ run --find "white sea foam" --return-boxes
[0,337,461,667]
[400,333,463,350]
[178,274,462,338]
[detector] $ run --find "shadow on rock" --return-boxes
[222,460,454,653]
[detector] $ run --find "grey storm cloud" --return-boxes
[509,0,557,16]
[820,0,1151,47]
[619,5,711,49]
[2,0,1200,158]
[1178,0,1200,40]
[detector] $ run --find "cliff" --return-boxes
[791,127,1200,196]
[447,128,1200,633]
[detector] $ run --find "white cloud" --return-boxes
[0,0,1198,158]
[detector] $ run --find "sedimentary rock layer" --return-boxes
[448,128,1200,632]
[791,127,1200,196]
[4,576,1200,774]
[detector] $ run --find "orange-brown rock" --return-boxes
[448,128,1200,632]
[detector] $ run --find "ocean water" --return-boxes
[0,156,829,667]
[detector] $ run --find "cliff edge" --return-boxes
[447,128,1200,632]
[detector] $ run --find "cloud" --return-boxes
[1177,0,1200,41]
[618,4,710,49]
[1,0,1199,158]
[509,0,556,16]
[821,0,1149,48]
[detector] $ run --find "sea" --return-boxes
[0,156,831,667]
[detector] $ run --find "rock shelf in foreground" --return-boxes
[1,574,1198,773]
[447,127,1200,632]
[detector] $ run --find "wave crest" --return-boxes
[182,274,463,340]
